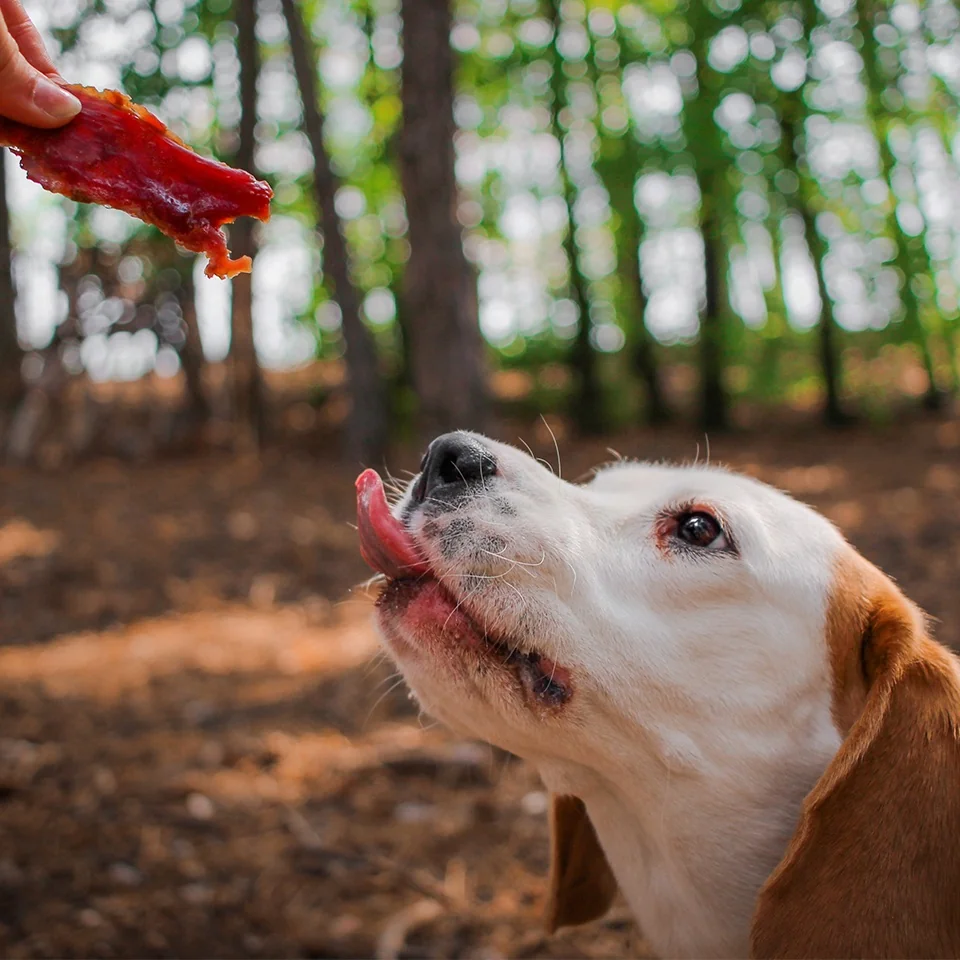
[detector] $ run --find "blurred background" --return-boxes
[2,0,960,956]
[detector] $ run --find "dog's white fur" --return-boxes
[376,434,856,958]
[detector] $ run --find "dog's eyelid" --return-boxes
[662,499,726,526]
[655,501,739,556]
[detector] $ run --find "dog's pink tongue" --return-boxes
[356,469,428,579]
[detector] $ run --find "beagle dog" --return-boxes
[356,431,960,959]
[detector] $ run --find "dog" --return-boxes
[356,431,960,959]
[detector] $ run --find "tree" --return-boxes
[780,108,848,426]
[592,22,668,426]
[595,144,668,426]
[0,149,23,433]
[753,208,790,404]
[175,260,210,428]
[856,0,942,409]
[684,12,730,432]
[699,182,729,432]
[229,0,264,450]
[281,0,388,463]
[546,0,603,436]
[398,0,487,440]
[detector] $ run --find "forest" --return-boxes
[2,0,959,463]
[3,1,960,958]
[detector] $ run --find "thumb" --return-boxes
[0,26,79,127]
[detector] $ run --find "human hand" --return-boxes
[0,0,80,127]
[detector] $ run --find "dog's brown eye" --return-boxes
[677,511,728,550]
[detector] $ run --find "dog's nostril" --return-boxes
[438,453,461,486]
[418,432,497,502]
[435,441,496,487]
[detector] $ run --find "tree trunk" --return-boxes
[800,205,847,426]
[682,15,730,433]
[856,0,940,408]
[547,0,603,436]
[603,168,668,425]
[564,225,603,435]
[281,0,387,463]
[0,149,24,427]
[6,250,85,465]
[781,112,849,426]
[592,24,667,427]
[178,261,210,423]
[754,214,789,403]
[699,189,728,431]
[398,0,486,441]
[229,0,264,450]
[626,250,668,426]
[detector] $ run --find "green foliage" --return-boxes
[12,0,960,423]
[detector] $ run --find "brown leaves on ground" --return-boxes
[0,418,958,958]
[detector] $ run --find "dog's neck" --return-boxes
[539,710,841,959]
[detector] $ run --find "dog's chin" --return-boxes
[375,577,573,722]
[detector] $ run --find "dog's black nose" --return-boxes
[415,432,497,503]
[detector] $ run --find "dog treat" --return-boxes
[0,85,272,279]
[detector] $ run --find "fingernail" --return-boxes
[33,76,81,122]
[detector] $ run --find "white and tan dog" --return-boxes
[356,431,960,959]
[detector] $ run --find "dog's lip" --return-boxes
[379,578,574,707]
[356,469,430,580]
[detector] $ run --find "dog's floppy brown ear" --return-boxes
[545,794,618,933]
[751,561,960,959]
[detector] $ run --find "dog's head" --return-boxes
[361,432,843,750]
[358,431,960,958]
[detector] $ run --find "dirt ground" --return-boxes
[2,414,960,959]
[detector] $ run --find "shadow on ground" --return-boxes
[1,418,959,958]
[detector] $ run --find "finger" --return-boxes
[0,0,57,76]
[0,18,79,126]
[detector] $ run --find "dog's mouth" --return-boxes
[356,469,572,707]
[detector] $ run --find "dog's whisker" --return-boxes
[361,650,391,679]
[540,415,564,481]
[439,581,487,632]
[363,675,408,730]
[368,667,405,694]
[516,434,556,478]
[416,713,442,733]
[477,547,547,570]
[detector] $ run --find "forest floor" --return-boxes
[2,413,960,959]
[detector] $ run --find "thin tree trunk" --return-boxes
[682,15,730,432]
[625,245,667,426]
[391,274,414,399]
[856,0,940,408]
[398,0,487,441]
[546,0,603,435]
[229,0,264,450]
[0,149,23,427]
[178,261,209,423]
[605,170,668,425]
[6,251,83,464]
[563,224,603,435]
[801,205,846,426]
[781,111,849,426]
[754,215,789,402]
[592,26,667,426]
[547,3,599,437]
[281,0,387,463]
[699,186,728,431]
